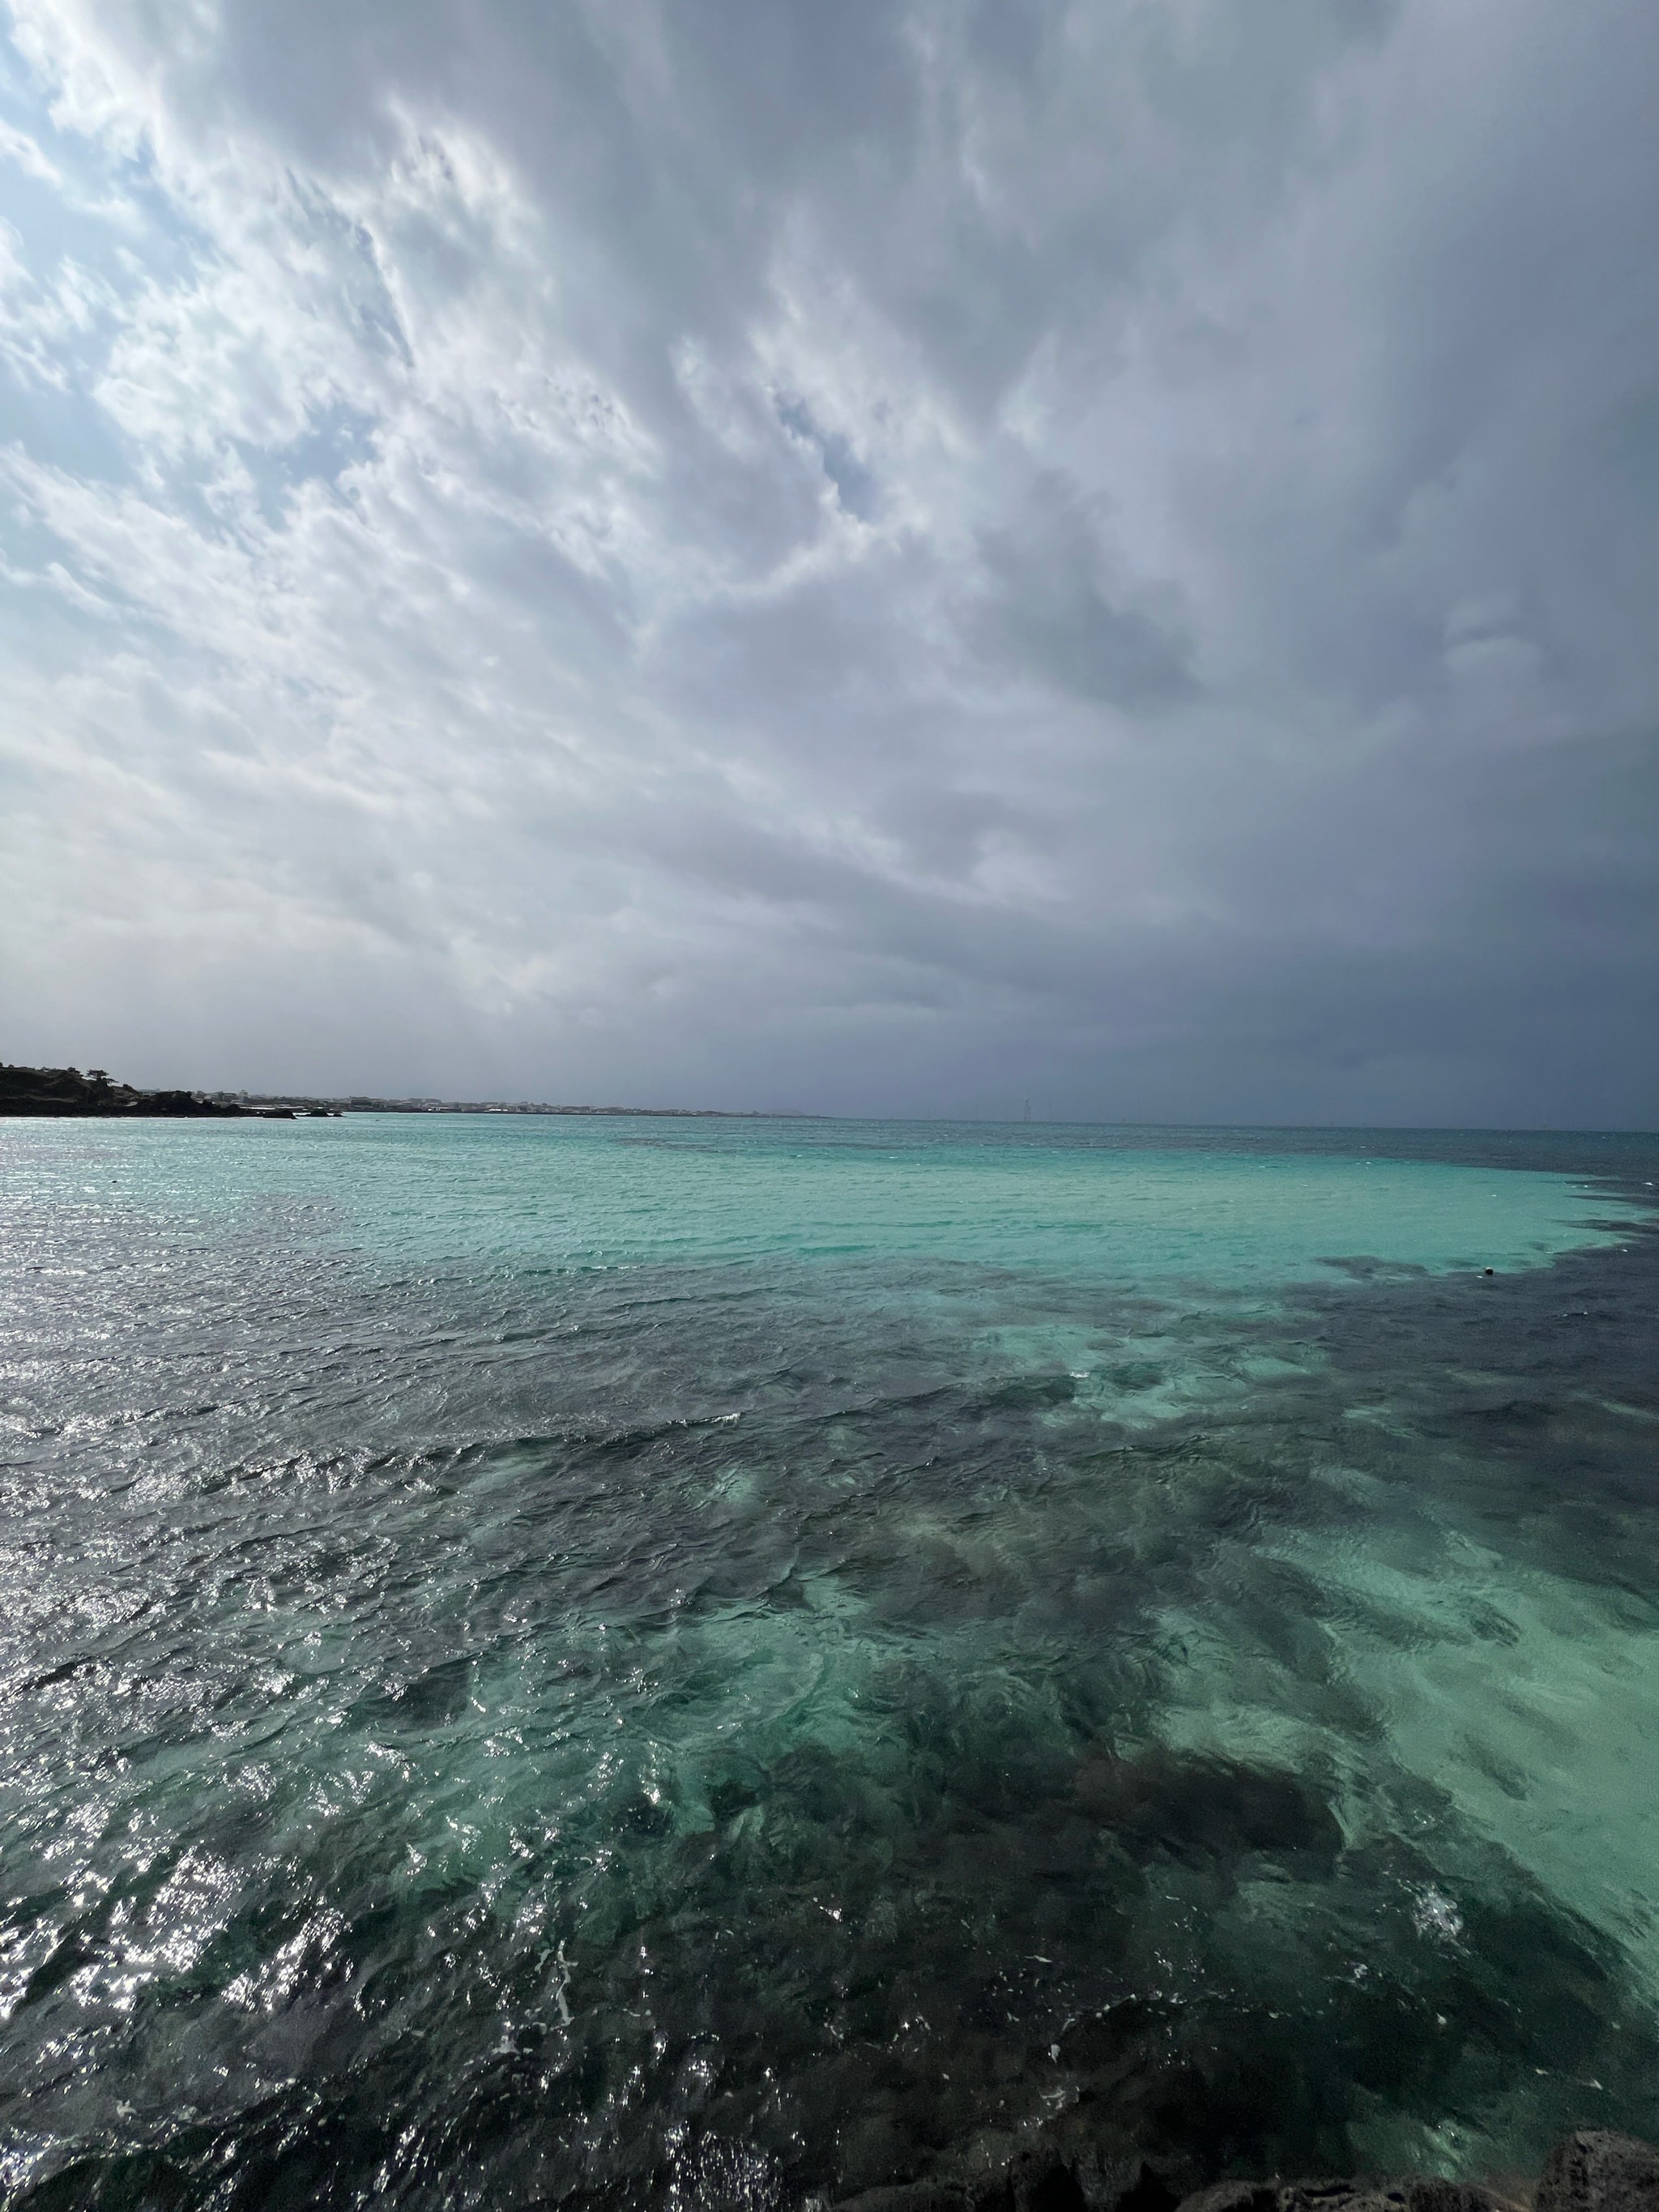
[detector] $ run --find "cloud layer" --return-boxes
[2,0,1657,1121]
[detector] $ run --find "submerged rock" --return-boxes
[1072,1747,1342,1865]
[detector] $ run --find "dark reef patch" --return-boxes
[1071,1749,1344,1867]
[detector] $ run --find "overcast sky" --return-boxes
[2,0,1656,1122]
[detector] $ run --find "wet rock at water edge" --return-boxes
[1404,2184,1516,2212]
[1066,2150,1178,2212]
[1173,2184,1277,2212]
[1270,2186,1506,2212]
[834,2149,1179,2212]
[1537,2133,1659,2212]
[1174,2184,1512,2212]
[832,2186,976,2212]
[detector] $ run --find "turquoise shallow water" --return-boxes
[2,1116,1657,2210]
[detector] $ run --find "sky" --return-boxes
[1,0,1657,1124]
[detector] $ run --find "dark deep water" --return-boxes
[2,1117,1657,2210]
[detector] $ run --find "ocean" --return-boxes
[2,1114,1657,2210]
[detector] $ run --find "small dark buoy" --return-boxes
[1483,1266,1495,1276]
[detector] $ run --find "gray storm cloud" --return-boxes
[0,0,1655,1121]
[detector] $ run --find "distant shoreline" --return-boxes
[9,1065,1652,1134]
[234,1095,813,1117]
[0,1061,808,1121]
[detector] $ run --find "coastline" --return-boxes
[0,1061,800,1120]
[0,1061,326,1120]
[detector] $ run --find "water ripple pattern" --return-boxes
[2,1117,1657,2210]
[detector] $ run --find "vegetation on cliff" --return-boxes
[0,1061,313,1118]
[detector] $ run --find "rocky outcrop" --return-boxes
[833,2133,1659,2212]
[834,2150,1179,2212]
[1537,2135,1659,2212]
[0,1061,313,1118]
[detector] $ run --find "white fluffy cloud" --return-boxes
[1,0,1656,1119]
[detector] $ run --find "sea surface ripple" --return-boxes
[2,1117,1657,2210]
